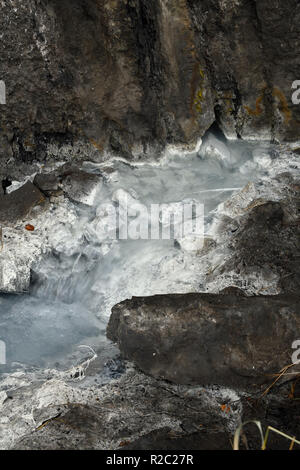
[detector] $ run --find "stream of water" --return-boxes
[0,132,275,374]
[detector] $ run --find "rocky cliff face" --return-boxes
[188,0,300,141]
[1,0,300,181]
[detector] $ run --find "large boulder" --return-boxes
[107,292,300,388]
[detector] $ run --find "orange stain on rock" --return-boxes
[220,404,231,413]
[244,87,292,124]
[244,95,264,116]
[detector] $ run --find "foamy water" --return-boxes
[0,132,276,373]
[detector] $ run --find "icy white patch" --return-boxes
[6,174,36,194]
[165,138,203,156]
[201,134,232,163]
[0,391,7,408]
[205,268,281,296]
[0,365,243,450]
[289,141,300,149]
[0,199,77,293]
[83,185,98,206]
[177,235,204,253]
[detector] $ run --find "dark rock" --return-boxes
[239,382,300,450]
[1,0,300,178]
[33,165,101,204]
[0,0,213,176]
[0,181,45,224]
[219,286,247,296]
[59,166,101,205]
[12,368,237,450]
[33,173,60,197]
[123,427,232,450]
[107,293,300,388]
[1,178,12,195]
[188,0,300,141]
[221,196,300,294]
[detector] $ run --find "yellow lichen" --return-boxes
[193,67,205,114]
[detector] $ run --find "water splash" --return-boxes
[0,132,276,373]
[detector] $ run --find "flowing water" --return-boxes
[0,132,276,375]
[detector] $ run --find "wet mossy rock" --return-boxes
[1,0,300,180]
[107,292,300,388]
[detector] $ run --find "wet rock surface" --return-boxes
[8,367,241,450]
[34,164,102,205]
[0,0,212,177]
[0,182,45,225]
[188,0,300,141]
[4,363,300,450]
[203,170,300,296]
[122,428,232,451]
[107,293,300,388]
[221,198,300,295]
[1,0,300,181]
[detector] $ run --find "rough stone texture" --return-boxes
[0,0,214,181]
[58,168,101,206]
[0,190,76,294]
[122,428,232,450]
[239,389,300,450]
[0,181,45,225]
[1,0,300,182]
[33,164,102,205]
[3,363,299,450]
[4,367,241,450]
[33,173,61,197]
[220,199,300,295]
[0,1,299,449]
[107,293,300,388]
[188,0,300,141]
[206,171,300,295]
